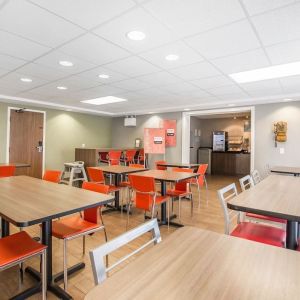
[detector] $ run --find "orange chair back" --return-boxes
[0,165,16,177]
[129,175,155,211]
[129,164,144,168]
[155,160,167,170]
[125,150,136,163]
[108,151,122,165]
[82,182,109,223]
[172,167,193,191]
[87,168,105,183]
[197,164,208,175]
[42,170,61,183]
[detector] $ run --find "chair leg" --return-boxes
[63,239,68,291]
[178,197,182,222]
[41,249,47,300]
[126,201,131,230]
[190,193,194,217]
[82,235,86,255]
[167,200,170,230]
[197,183,201,208]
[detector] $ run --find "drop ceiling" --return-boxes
[0,0,300,116]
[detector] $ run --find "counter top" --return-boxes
[212,151,250,154]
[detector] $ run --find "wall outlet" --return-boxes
[279,147,285,154]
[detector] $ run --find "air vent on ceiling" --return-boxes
[124,115,136,127]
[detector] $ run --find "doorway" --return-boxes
[7,107,46,178]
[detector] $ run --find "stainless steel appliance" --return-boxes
[213,131,228,152]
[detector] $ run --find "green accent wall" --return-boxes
[0,102,112,169]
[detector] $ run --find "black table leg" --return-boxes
[286,220,298,250]
[1,218,9,237]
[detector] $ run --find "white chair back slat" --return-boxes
[251,169,261,185]
[239,175,254,192]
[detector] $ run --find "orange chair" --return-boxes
[190,164,208,207]
[0,165,16,177]
[108,150,122,166]
[127,175,170,229]
[51,182,109,291]
[167,168,193,222]
[155,160,167,170]
[137,149,145,165]
[42,170,62,183]
[122,150,137,166]
[0,231,47,299]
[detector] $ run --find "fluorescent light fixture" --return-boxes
[230,61,300,83]
[165,54,179,61]
[127,30,146,41]
[81,96,127,106]
[59,60,73,67]
[20,78,32,82]
[57,86,68,90]
[228,103,235,107]
[184,108,191,111]
[98,74,110,79]
[283,98,292,102]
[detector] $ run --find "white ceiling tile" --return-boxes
[144,0,246,38]
[94,7,177,53]
[240,79,284,96]
[139,41,203,69]
[185,20,260,59]
[266,40,300,65]
[280,75,300,93]
[242,0,297,16]
[206,84,245,96]
[0,0,84,47]
[59,33,130,65]
[29,0,136,30]
[137,71,181,87]
[0,67,9,77]
[159,82,200,94]
[79,85,127,98]
[190,75,234,89]
[251,3,300,45]
[215,92,250,101]
[34,50,96,75]
[54,75,101,91]
[15,63,69,81]
[169,61,221,80]
[0,30,50,60]
[0,54,27,71]
[105,56,160,77]
[112,78,152,91]
[212,48,270,74]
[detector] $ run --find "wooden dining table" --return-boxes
[89,165,148,212]
[228,174,300,250]
[85,226,300,300]
[271,165,300,176]
[0,176,114,300]
[132,170,198,227]
[156,162,199,169]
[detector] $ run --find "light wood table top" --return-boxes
[85,227,300,300]
[156,162,199,169]
[90,165,148,175]
[132,169,198,182]
[0,176,114,227]
[228,175,300,221]
[271,166,300,176]
[0,162,30,168]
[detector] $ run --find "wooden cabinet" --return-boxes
[211,152,250,175]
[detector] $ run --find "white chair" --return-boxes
[251,169,261,185]
[61,161,88,186]
[217,183,285,247]
[89,219,161,285]
[239,175,254,192]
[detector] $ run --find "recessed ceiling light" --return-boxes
[59,60,73,67]
[184,108,190,111]
[126,30,146,41]
[228,104,235,107]
[229,61,300,83]
[20,78,32,83]
[81,96,127,106]
[283,98,292,102]
[57,86,68,90]
[98,74,110,79]
[165,54,179,61]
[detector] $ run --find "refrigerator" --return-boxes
[213,131,228,152]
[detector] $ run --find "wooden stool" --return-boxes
[61,161,87,186]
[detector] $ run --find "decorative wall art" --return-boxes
[273,121,287,147]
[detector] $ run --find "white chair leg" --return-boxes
[63,239,68,291]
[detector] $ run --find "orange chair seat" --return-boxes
[246,213,287,224]
[166,189,191,198]
[52,215,101,239]
[231,222,286,248]
[0,231,46,268]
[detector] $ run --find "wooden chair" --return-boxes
[90,219,161,285]
[251,169,261,185]
[0,231,47,299]
[217,183,285,247]
[51,182,109,291]
[239,175,286,228]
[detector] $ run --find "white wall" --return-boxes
[255,101,300,176]
[111,112,182,168]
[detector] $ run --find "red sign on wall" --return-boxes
[161,119,177,147]
[144,128,165,154]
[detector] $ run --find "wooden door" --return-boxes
[9,110,44,178]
